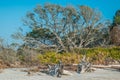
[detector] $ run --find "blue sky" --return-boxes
[0,0,120,44]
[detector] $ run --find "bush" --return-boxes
[37,52,82,65]
[0,49,17,64]
[37,47,120,65]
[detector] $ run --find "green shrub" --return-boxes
[25,46,120,65]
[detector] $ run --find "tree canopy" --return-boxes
[113,10,120,26]
[18,3,110,52]
[110,9,120,45]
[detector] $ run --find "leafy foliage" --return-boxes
[36,47,120,65]
[113,10,120,25]
[27,28,55,44]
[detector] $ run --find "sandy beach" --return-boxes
[0,68,119,80]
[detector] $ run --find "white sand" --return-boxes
[0,68,119,80]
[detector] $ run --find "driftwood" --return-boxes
[77,60,92,73]
[92,65,120,71]
[77,55,93,73]
[48,61,64,77]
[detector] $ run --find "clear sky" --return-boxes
[0,0,120,44]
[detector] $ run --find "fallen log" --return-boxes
[92,65,120,70]
[92,65,111,68]
[111,65,120,69]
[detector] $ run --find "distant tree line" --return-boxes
[110,10,120,46]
